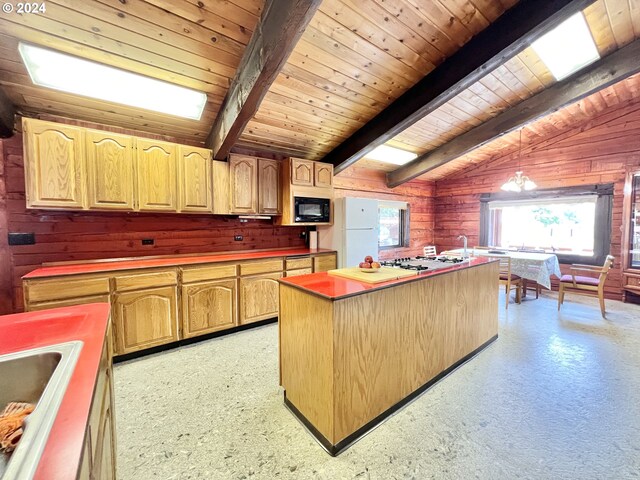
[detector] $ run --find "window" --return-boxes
[378,201,410,248]
[479,185,612,265]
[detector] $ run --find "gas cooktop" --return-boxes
[380,255,467,273]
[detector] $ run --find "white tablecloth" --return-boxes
[447,249,562,289]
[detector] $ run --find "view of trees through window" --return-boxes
[489,199,597,256]
[379,207,401,247]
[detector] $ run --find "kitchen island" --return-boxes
[278,257,499,455]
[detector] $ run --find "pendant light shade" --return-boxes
[501,129,536,193]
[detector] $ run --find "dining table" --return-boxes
[444,248,562,293]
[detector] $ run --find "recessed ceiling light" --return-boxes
[18,43,208,120]
[531,12,600,81]
[364,144,418,165]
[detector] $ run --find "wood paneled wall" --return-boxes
[0,121,435,314]
[333,165,435,260]
[434,100,640,300]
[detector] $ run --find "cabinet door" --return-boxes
[313,254,337,272]
[86,131,135,210]
[181,279,237,338]
[113,286,178,354]
[178,146,212,212]
[136,139,177,211]
[94,373,116,480]
[314,162,333,188]
[258,159,281,215]
[239,272,281,324]
[23,118,86,209]
[290,158,314,186]
[229,155,257,214]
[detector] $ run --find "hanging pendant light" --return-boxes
[501,129,537,192]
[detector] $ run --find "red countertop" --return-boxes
[0,303,111,480]
[279,257,498,300]
[23,248,335,279]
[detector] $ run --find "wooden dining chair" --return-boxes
[423,245,437,257]
[557,255,615,318]
[488,255,522,309]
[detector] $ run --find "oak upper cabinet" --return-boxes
[113,285,179,355]
[23,118,86,209]
[229,154,258,214]
[136,139,177,212]
[85,130,135,210]
[290,158,314,186]
[178,146,212,212]
[181,279,237,338]
[314,162,333,188]
[239,273,281,325]
[258,159,281,215]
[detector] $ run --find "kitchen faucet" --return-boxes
[458,235,468,258]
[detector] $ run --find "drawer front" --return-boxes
[181,264,237,283]
[285,256,312,270]
[285,268,312,277]
[313,254,337,272]
[240,259,283,276]
[28,294,110,312]
[27,276,110,303]
[114,269,177,291]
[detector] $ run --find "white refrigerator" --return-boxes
[318,197,379,268]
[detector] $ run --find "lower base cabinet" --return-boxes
[113,286,178,355]
[181,279,237,338]
[313,254,337,272]
[78,324,116,479]
[239,273,281,325]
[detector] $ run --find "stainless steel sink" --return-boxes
[0,341,83,480]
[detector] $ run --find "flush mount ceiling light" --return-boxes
[531,12,600,81]
[501,129,537,193]
[18,43,207,120]
[364,144,418,165]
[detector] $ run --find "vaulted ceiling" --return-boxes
[0,0,637,183]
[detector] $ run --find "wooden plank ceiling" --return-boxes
[0,0,264,142]
[0,0,637,180]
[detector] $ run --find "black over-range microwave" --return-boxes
[294,196,331,223]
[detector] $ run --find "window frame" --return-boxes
[479,184,613,265]
[378,203,410,250]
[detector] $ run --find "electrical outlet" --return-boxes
[234,235,243,241]
[142,238,154,245]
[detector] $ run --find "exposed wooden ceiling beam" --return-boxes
[386,39,640,188]
[206,0,322,159]
[320,0,596,174]
[0,87,15,138]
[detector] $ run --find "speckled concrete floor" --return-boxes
[114,293,640,480]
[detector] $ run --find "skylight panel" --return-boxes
[19,43,207,120]
[531,13,600,81]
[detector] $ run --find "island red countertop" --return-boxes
[23,247,335,279]
[0,303,111,480]
[279,257,498,300]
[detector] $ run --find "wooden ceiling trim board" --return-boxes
[309,11,429,81]
[629,0,640,37]
[318,0,436,74]
[0,20,230,92]
[433,0,491,34]
[584,1,618,55]
[322,0,595,174]
[375,0,468,54]
[279,64,384,112]
[285,52,393,104]
[206,0,322,159]
[142,0,256,45]
[604,0,635,47]
[92,0,246,60]
[337,0,450,61]
[0,87,15,137]
[387,39,640,187]
[512,49,554,87]
[300,25,418,90]
[502,56,546,93]
[39,1,239,78]
[182,0,262,29]
[468,0,509,22]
